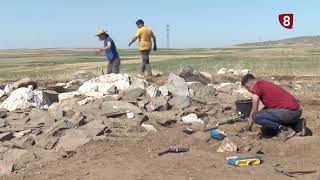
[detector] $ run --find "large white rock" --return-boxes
[58,91,80,101]
[0,88,50,111]
[78,74,130,94]
[78,83,98,94]
[165,73,190,97]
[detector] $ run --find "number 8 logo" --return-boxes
[279,13,294,29]
[283,16,291,27]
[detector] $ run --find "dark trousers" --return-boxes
[140,50,151,73]
[253,109,302,130]
[107,58,120,74]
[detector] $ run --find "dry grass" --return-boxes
[0,45,320,80]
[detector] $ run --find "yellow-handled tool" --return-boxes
[226,156,262,167]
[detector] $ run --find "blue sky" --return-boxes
[0,0,319,49]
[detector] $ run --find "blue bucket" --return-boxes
[210,129,226,140]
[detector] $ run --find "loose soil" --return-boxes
[5,93,320,180]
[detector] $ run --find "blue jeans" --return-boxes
[252,109,302,130]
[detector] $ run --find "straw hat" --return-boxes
[96,29,107,36]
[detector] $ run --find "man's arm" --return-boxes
[152,33,157,51]
[102,41,112,50]
[97,41,111,54]
[128,36,138,47]
[247,94,259,131]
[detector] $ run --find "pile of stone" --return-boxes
[0,67,252,175]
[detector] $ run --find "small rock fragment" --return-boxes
[0,132,14,142]
[179,66,210,85]
[181,114,204,124]
[217,137,238,153]
[158,86,169,96]
[217,68,227,75]
[15,135,35,148]
[126,111,135,119]
[128,77,148,90]
[0,118,7,128]
[122,88,145,101]
[146,85,160,98]
[169,96,191,110]
[147,111,177,126]
[0,109,7,119]
[4,84,13,95]
[138,99,149,108]
[0,161,13,175]
[55,129,91,152]
[0,90,5,99]
[14,129,32,138]
[79,119,109,136]
[58,91,81,101]
[12,78,37,90]
[77,97,95,106]
[141,123,157,132]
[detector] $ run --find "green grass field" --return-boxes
[0,45,320,80]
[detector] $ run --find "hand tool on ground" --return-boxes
[204,115,243,132]
[226,156,262,167]
[158,146,189,156]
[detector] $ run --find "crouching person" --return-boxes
[96,29,121,74]
[241,74,304,139]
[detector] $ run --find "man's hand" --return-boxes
[129,36,138,47]
[239,122,251,133]
[247,117,254,131]
[95,48,103,54]
[153,46,157,51]
[245,94,259,131]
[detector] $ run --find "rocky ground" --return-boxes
[0,67,319,180]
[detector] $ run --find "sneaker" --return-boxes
[276,126,296,140]
[293,118,306,136]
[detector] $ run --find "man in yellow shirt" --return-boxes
[129,19,157,77]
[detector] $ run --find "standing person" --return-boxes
[96,29,121,74]
[128,19,157,77]
[240,74,305,139]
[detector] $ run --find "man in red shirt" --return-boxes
[241,74,303,139]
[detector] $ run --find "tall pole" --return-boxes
[166,24,170,49]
